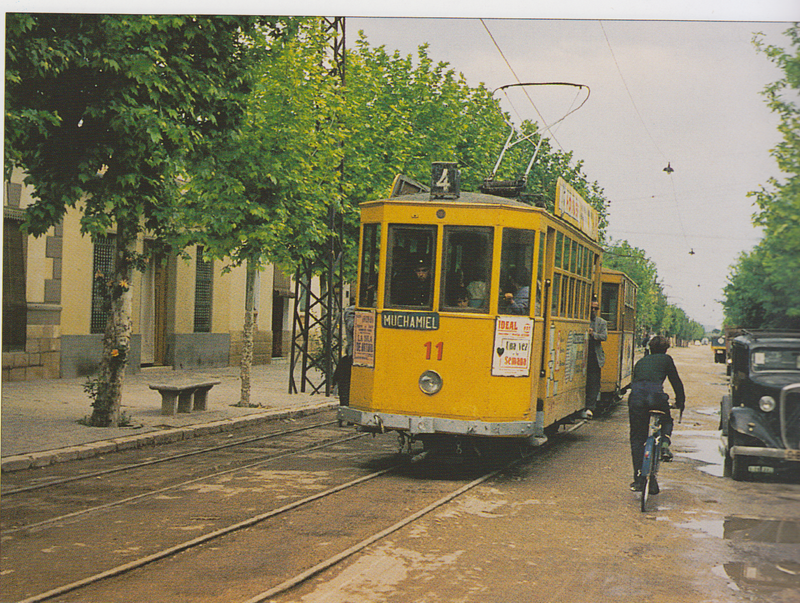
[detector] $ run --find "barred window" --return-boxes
[3,216,27,351]
[91,236,115,334]
[194,247,213,333]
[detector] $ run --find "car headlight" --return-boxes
[758,396,776,412]
[419,370,443,395]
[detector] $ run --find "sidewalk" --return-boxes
[1,359,339,473]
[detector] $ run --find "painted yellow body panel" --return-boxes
[352,314,535,422]
[345,190,606,439]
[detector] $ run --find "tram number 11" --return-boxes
[424,341,444,361]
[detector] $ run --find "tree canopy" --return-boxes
[4,14,289,425]
[723,25,800,330]
[603,239,704,341]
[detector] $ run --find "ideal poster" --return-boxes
[491,316,534,377]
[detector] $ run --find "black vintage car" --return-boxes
[721,331,800,481]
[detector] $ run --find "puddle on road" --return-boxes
[713,561,800,597]
[679,517,800,598]
[672,429,725,477]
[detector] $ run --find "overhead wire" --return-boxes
[599,20,693,254]
[480,19,564,152]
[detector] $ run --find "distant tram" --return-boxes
[598,269,638,409]
[339,166,618,453]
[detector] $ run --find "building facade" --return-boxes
[3,170,296,382]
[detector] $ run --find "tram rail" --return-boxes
[1,417,341,497]
[6,419,587,603]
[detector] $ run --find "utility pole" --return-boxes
[289,17,346,396]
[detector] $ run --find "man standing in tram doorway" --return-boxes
[584,296,607,419]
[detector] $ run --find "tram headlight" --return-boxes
[419,370,443,395]
[758,396,776,412]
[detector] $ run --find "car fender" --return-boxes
[728,406,784,449]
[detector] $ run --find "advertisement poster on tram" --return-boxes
[492,316,534,377]
[353,310,376,367]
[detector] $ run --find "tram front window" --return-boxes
[499,229,536,316]
[440,226,493,312]
[386,225,436,308]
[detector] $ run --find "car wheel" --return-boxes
[729,431,751,481]
[723,436,732,478]
[720,395,731,436]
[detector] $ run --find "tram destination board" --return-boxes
[381,310,440,330]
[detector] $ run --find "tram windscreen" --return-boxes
[440,226,493,312]
[386,225,436,309]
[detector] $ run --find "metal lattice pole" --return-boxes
[289,17,346,396]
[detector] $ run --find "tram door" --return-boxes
[537,227,557,418]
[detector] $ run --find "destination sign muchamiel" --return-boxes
[382,311,440,331]
[554,177,599,241]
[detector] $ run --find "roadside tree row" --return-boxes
[723,24,800,330]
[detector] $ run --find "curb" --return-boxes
[1,401,339,473]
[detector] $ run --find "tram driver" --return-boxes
[396,253,433,306]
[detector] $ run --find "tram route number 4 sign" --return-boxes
[492,316,534,377]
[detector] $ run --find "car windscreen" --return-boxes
[751,347,800,371]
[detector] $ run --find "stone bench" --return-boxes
[148,380,222,416]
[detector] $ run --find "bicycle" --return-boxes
[639,403,681,512]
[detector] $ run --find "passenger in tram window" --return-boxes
[503,269,530,315]
[465,266,488,308]
[584,297,607,419]
[397,253,433,306]
[448,286,470,308]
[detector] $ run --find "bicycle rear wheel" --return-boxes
[640,437,655,512]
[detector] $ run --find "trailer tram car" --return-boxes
[338,166,606,454]
[598,268,638,410]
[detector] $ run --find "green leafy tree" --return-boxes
[343,35,609,245]
[602,240,661,334]
[723,25,800,329]
[179,18,345,404]
[5,14,285,425]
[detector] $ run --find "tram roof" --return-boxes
[371,191,538,209]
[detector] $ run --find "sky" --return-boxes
[6,1,799,329]
[344,16,794,330]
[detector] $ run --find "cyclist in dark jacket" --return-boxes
[628,335,686,493]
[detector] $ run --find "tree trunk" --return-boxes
[90,225,135,427]
[239,259,256,406]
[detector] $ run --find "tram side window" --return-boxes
[601,282,619,331]
[499,228,535,316]
[551,273,561,316]
[386,225,436,309]
[359,224,381,308]
[554,231,564,269]
[440,226,493,312]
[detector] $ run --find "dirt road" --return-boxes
[280,344,800,603]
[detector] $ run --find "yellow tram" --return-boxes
[339,167,605,450]
[598,268,638,409]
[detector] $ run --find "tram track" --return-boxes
[1,419,341,496]
[6,420,587,603]
[3,432,368,535]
